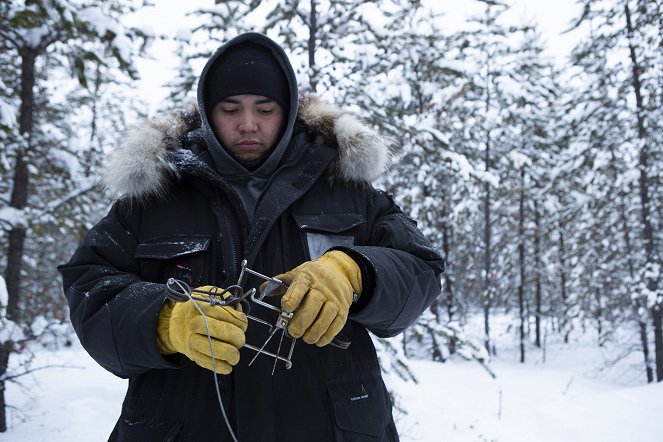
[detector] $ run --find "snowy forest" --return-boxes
[1,0,662,437]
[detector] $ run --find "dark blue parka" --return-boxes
[59,34,444,442]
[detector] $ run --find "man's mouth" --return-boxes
[238,140,261,147]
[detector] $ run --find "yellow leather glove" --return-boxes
[273,251,362,347]
[157,286,248,374]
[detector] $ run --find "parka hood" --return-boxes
[105,96,392,200]
[198,32,299,178]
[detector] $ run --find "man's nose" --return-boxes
[238,112,257,132]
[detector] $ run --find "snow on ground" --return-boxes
[2,343,125,441]
[392,353,663,442]
[2,329,663,441]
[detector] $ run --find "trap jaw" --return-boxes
[164,260,297,373]
[236,260,297,374]
[235,259,352,355]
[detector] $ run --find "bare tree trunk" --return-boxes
[2,31,42,436]
[625,3,662,381]
[558,224,569,344]
[481,3,495,356]
[5,46,36,322]
[518,167,526,363]
[428,298,445,362]
[482,87,493,355]
[653,308,663,382]
[442,222,454,321]
[483,146,492,355]
[616,156,653,381]
[595,287,604,346]
[307,0,318,93]
[442,215,456,355]
[0,347,9,432]
[640,319,654,383]
[534,202,543,348]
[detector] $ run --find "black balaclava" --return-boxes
[197,33,299,222]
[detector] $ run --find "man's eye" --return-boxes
[221,108,238,113]
[258,108,273,114]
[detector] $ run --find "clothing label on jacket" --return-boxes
[306,233,354,260]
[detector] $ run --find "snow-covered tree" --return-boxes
[0,0,151,431]
[568,0,662,382]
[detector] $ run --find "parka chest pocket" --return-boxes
[327,377,392,440]
[134,235,211,286]
[293,214,365,260]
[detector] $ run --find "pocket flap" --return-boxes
[327,378,390,436]
[293,213,365,233]
[134,235,211,260]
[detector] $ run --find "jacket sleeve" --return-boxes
[58,201,184,378]
[337,189,445,338]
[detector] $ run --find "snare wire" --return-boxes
[173,279,239,442]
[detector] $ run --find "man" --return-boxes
[59,32,444,441]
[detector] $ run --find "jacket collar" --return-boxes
[104,95,392,201]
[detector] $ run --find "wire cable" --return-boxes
[173,279,240,442]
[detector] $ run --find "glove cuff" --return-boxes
[325,250,363,296]
[156,300,178,355]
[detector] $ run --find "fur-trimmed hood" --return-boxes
[104,96,392,199]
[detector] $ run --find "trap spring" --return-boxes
[165,260,296,373]
[165,260,351,374]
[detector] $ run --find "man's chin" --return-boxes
[237,156,264,171]
[227,144,277,171]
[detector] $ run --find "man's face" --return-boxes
[211,94,285,166]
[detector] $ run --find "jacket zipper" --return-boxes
[212,191,242,284]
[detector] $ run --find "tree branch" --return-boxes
[0,28,22,50]
[32,178,103,223]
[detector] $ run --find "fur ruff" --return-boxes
[104,96,392,199]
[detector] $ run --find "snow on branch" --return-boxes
[31,177,102,224]
[0,206,26,231]
[0,275,26,344]
[507,150,532,169]
[0,97,16,128]
[0,275,6,319]
[440,150,500,187]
